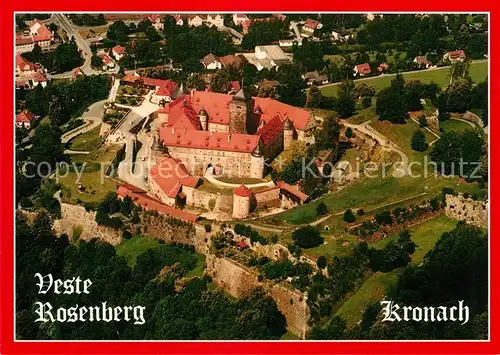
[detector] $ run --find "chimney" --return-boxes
[227,134,231,142]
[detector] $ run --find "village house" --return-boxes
[15,109,39,129]
[172,14,184,26]
[302,70,329,86]
[29,71,48,88]
[219,54,244,68]
[206,14,225,28]
[413,55,432,69]
[15,19,53,53]
[444,50,466,63]
[331,31,341,41]
[377,62,389,73]
[188,14,205,27]
[121,73,179,103]
[202,53,223,70]
[302,18,322,35]
[353,63,371,76]
[148,14,164,31]
[72,67,84,80]
[111,44,126,61]
[98,52,115,71]
[233,13,249,26]
[278,39,297,47]
[15,54,37,78]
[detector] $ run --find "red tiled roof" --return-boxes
[16,54,35,71]
[233,184,252,197]
[304,18,321,30]
[255,115,283,146]
[254,97,310,130]
[122,74,177,89]
[16,35,34,45]
[112,44,126,55]
[150,157,200,198]
[277,181,309,202]
[99,53,113,65]
[220,54,242,68]
[447,50,466,60]
[355,63,371,75]
[117,184,198,223]
[28,20,52,42]
[161,128,261,153]
[155,80,178,97]
[166,99,201,131]
[236,241,249,248]
[414,56,429,65]
[377,62,389,72]
[30,71,47,82]
[16,110,36,124]
[148,14,163,23]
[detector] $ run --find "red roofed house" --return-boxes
[148,157,200,207]
[236,241,249,249]
[277,181,309,208]
[29,71,48,88]
[148,14,164,31]
[353,63,371,77]
[303,18,323,35]
[202,53,222,70]
[72,67,84,80]
[15,54,36,78]
[377,62,389,73]
[121,73,180,103]
[219,54,244,68]
[111,45,126,61]
[16,110,38,129]
[233,13,249,26]
[15,19,53,53]
[444,50,466,63]
[98,52,115,71]
[154,80,179,103]
[117,183,199,223]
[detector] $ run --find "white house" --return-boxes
[16,110,38,129]
[443,50,466,63]
[15,54,36,78]
[188,15,204,27]
[202,53,222,70]
[331,31,341,41]
[111,44,126,61]
[99,53,115,71]
[148,14,164,31]
[206,14,224,28]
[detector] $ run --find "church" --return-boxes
[154,87,317,179]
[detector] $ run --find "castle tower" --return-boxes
[229,87,253,134]
[150,127,165,163]
[250,144,265,179]
[199,107,208,131]
[283,117,295,150]
[232,184,252,218]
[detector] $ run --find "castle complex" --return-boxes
[144,87,317,218]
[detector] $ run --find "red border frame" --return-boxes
[1,3,497,354]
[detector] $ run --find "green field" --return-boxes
[335,215,458,328]
[69,125,103,151]
[273,118,485,226]
[186,254,206,278]
[58,170,118,204]
[320,61,488,97]
[115,236,160,267]
[440,119,475,133]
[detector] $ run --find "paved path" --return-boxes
[289,21,303,45]
[342,120,409,174]
[204,166,276,189]
[61,100,106,144]
[64,149,90,155]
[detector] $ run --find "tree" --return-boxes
[405,80,423,111]
[277,65,306,107]
[437,92,451,121]
[91,54,103,69]
[345,127,354,139]
[353,83,375,99]
[306,85,324,108]
[107,20,129,42]
[314,115,340,150]
[447,78,471,113]
[376,73,408,123]
[210,70,232,93]
[411,130,428,152]
[418,115,428,127]
[31,125,64,176]
[336,80,356,118]
[292,225,323,249]
[186,73,206,91]
[343,209,356,223]
[361,96,372,109]
[316,201,328,216]
[316,256,327,269]
[182,57,204,74]
[49,96,69,127]
[430,130,485,178]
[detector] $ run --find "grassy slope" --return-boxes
[335,215,458,328]
[115,236,160,267]
[320,61,488,97]
[68,125,103,151]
